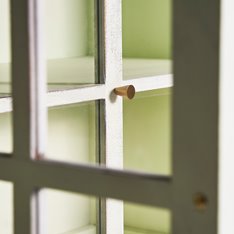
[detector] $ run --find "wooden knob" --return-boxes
[193,193,208,210]
[114,85,135,100]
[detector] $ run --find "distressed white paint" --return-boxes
[0,85,105,113]
[103,0,124,232]
[218,0,234,233]
[47,85,105,108]
[0,72,173,112]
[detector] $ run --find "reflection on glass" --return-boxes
[124,89,171,175]
[122,0,172,80]
[46,102,97,165]
[40,189,97,234]
[45,0,96,89]
[124,202,171,234]
[0,180,13,234]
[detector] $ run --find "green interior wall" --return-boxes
[0,0,94,62]
[124,203,170,234]
[0,0,171,61]
[122,0,171,59]
[42,189,96,234]
[124,89,171,175]
[46,0,94,59]
[123,89,171,234]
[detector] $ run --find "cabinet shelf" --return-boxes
[63,225,164,234]
[0,57,172,113]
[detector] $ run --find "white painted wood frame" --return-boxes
[1,0,231,234]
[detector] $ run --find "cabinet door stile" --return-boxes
[11,0,46,160]
[102,0,124,233]
[172,0,220,233]
[11,0,46,233]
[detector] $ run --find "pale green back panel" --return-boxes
[0,181,13,234]
[42,189,96,234]
[0,113,12,153]
[87,0,95,56]
[123,89,171,175]
[46,0,93,59]
[124,203,171,234]
[122,0,171,59]
[0,0,171,61]
[0,0,94,61]
[0,0,11,63]
[47,103,96,164]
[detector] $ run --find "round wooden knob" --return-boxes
[114,85,135,100]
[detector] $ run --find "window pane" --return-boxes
[123,89,171,175]
[46,101,97,165]
[45,0,96,89]
[125,203,171,234]
[0,0,12,153]
[122,0,172,80]
[0,180,13,234]
[39,189,97,234]
[0,0,11,87]
[0,112,12,153]
[38,189,171,234]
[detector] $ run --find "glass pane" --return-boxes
[45,0,96,89]
[40,189,97,234]
[0,0,12,153]
[0,112,12,153]
[123,89,171,175]
[0,0,11,91]
[125,203,171,234]
[46,101,97,165]
[0,180,13,234]
[39,189,171,234]
[122,0,172,79]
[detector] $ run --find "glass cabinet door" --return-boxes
[0,0,172,233]
[0,0,221,233]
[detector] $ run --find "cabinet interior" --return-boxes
[0,0,172,233]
